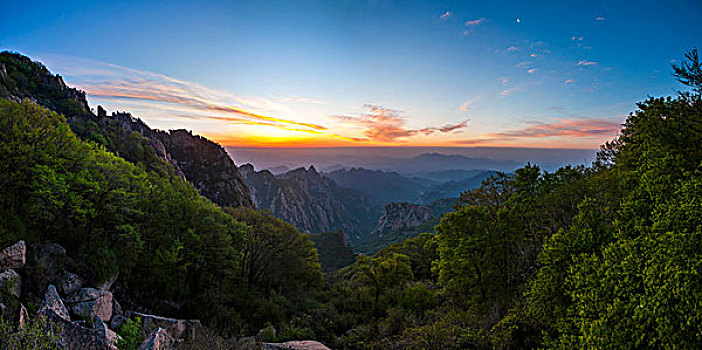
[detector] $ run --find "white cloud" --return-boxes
[578,60,598,67]
[465,17,486,26]
[595,16,606,21]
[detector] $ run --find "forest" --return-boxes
[0,49,700,349]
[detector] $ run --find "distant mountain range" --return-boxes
[228,146,597,174]
[324,168,426,204]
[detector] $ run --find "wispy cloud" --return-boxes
[578,60,598,66]
[527,68,538,74]
[506,45,519,52]
[516,61,532,68]
[595,16,606,21]
[334,105,469,142]
[465,17,486,26]
[564,79,576,84]
[459,96,482,112]
[462,17,486,36]
[439,11,452,20]
[55,58,339,135]
[500,86,523,97]
[491,118,620,138]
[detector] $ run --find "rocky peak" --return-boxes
[157,129,254,208]
[371,202,434,237]
[241,166,381,239]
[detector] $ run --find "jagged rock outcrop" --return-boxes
[262,340,331,350]
[127,311,202,341]
[371,202,434,237]
[42,308,118,350]
[38,284,71,322]
[65,288,113,321]
[138,327,175,350]
[94,315,121,346]
[240,164,381,240]
[0,240,25,269]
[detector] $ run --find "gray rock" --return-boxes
[110,315,127,330]
[94,315,121,346]
[128,311,201,341]
[66,288,113,321]
[262,341,331,350]
[137,327,174,350]
[29,243,68,294]
[38,284,71,322]
[0,302,6,316]
[371,202,434,238]
[0,240,25,269]
[112,297,123,317]
[0,268,21,297]
[42,309,118,350]
[60,272,85,295]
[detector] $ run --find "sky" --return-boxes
[1,0,700,149]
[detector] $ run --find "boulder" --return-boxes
[262,341,331,350]
[137,327,174,350]
[66,288,113,321]
[0,240,25,269]
[38,284,71,322]
[60,272,85,295]
[110,315,127,330]
[0,268,21,297]
[27,242,68,294]
[94,315,121,346]
[128,311,201,341]
[42,309,118,350]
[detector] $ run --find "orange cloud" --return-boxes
[334,105,469,142]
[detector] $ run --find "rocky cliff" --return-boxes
[371,202,434,238]
[240,164,381,240]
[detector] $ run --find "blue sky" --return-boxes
[1,0,700,148]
